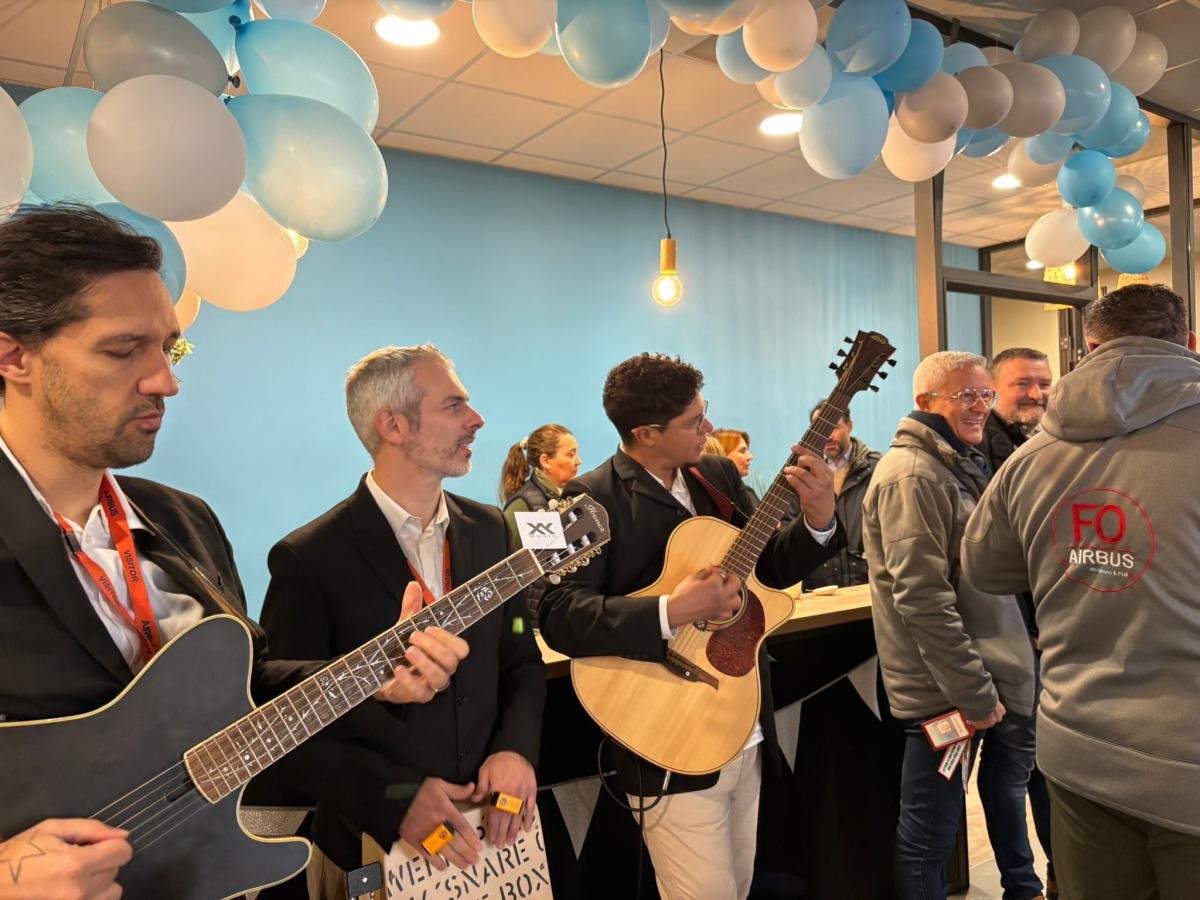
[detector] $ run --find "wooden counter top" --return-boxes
[536,583,871,678]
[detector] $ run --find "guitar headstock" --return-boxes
[535,493,611,581]
[829,330,897,397]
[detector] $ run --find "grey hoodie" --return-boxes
[963,336,1200,837]
[863,417,1035,722]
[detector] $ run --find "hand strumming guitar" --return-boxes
[0,819,131,900]
[666,566,742,629]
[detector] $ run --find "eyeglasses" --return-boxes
[642,400,710,435]
[926,388,998,409]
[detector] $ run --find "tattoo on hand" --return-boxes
[0,832,46,883]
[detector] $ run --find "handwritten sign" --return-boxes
[364,805,552,900]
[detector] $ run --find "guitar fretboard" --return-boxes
[185,550,544,802]
[720,390,853,581]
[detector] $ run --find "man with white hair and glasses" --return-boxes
[862,351,1041,900]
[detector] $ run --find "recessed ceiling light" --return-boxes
[760,112,804,136]
[992,173,1021,190]
[374,15,439,47]
[1026,260,1043,270]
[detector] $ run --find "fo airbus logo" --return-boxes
[1051,488,1156,592]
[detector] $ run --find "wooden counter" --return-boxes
[536,583,872,678]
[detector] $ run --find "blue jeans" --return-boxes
[895,713,1043,900]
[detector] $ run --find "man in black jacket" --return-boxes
[0,205,461,899]
[261,345,546,896]
[801,403,880,589]
[980,347,1052,477]
[538,353,841,900]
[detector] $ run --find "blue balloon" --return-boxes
[1078,188,1144,250]
[827,0,911,76]
[1035,54,1111,135]
[941,42,987,76]
[1057,150,1115,208]
[236,20,379,133]
[648,1,670,54]
[258,0,325,21]
[874,20,943,92]
[377,0,454,16]
[659,0,736,15]
[20,190,45,207]
[961,127,1007,158]
[799,69,889,179]
[1101,222,1166,274]
[954,127,975,154]
[149,0,233,13]
[557,0,651,89]
[1076,83,1139,151]
[228,94,387,242]
[19,88,115,205]
[1101,111,1150,158]
[97,203,188,302]
[882,89,894,116]
[1026,132,1075,165]
[776,44,833,108]
[182,0,251,75]
[715,29,770,84]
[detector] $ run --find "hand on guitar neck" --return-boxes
[374,582,471,705]
[666,566,743,630]
[0,818,131,900]
[782,445,837,530]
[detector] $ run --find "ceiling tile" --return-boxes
[708,153,825,199]
[944,232,996,248]
[682,187,769,210]
[890,222,917,237]
[315,0,485,79]
[786,175,911,212]
[396,82,570,150]
[519,112,675,169]
[378,131,500,164]
[0,59,65,90]
[858,190,982,222]
[586,55,759,132]
[593,171,696,196]
[0,0,83,75]
[368,63,443,131]
[829,213,895,234]
[697,103,804,153]
[456,51,609,108]
[759,200,841,221]
[492,153,605,182]
[621,135,773,185]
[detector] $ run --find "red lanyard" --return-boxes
[405,538,452,607]
[55,476,161,664]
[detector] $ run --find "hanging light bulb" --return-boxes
[652,237,683,307]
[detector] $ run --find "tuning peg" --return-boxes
[580,557,590,567]
[869,385,879,392]
[843,336,853,344]
[547,499,561,511]
[828,362,838,371]
[887,358,897,367]
[836,349,847,357]
[878,371,888,379]
[548,574,561,585]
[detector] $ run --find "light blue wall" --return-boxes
[130,149,979,614]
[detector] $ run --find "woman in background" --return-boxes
[713,428,758,508]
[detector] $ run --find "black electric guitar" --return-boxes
[0,495,609,899]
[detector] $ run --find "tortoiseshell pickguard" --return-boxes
[705,589,765,677]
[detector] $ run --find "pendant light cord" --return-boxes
[659,48,671,240]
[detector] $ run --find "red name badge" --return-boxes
[921,710,976,789]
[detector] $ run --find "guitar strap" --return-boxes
[686,466,737,524]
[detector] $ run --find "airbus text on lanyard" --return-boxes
[55,475,161,664]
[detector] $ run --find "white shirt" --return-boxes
[365,471,451,599]
[0,435,203,672]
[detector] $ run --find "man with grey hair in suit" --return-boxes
[863,351,1040,900]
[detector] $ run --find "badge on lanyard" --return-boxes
[922,710,977,790]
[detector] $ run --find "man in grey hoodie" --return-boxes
[864,351,1039,900]
[963,283,1200,899]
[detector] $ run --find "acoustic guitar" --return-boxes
[0,495,609,899]
[571,332,896,775]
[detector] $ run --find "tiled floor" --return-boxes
[956,764,1050,899]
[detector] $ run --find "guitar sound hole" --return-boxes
[696,585,749,632]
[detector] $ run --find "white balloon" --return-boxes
[882,115,955,182]
[958,65,1013,130]
[757,75,795,109]
[1008,140,1062,187]
[167,192,296,312]
[677,0,756,35]
[1110,32,1168,96]
[1018,8,1079,62]
[1026,207,1091,267]
[472,0,555,58]
[897,72,968,143]
[670,15,710,36]
[744,0,818,72]
[995,61,1066,137]
[981,46,1016,66]
[174,290,201,331]
[87,74,244,221]
[1075,6,1137,74]
[1116,174,1146,205]
[0,87,33,215]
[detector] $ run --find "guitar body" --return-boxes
[0,616,311,899]
[570,516,795,775]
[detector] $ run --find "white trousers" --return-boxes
[630,744,763,900]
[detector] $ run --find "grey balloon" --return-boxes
[84,2,230,96]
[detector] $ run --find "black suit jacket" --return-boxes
[260,478,546,870]
[537,449,843,795]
